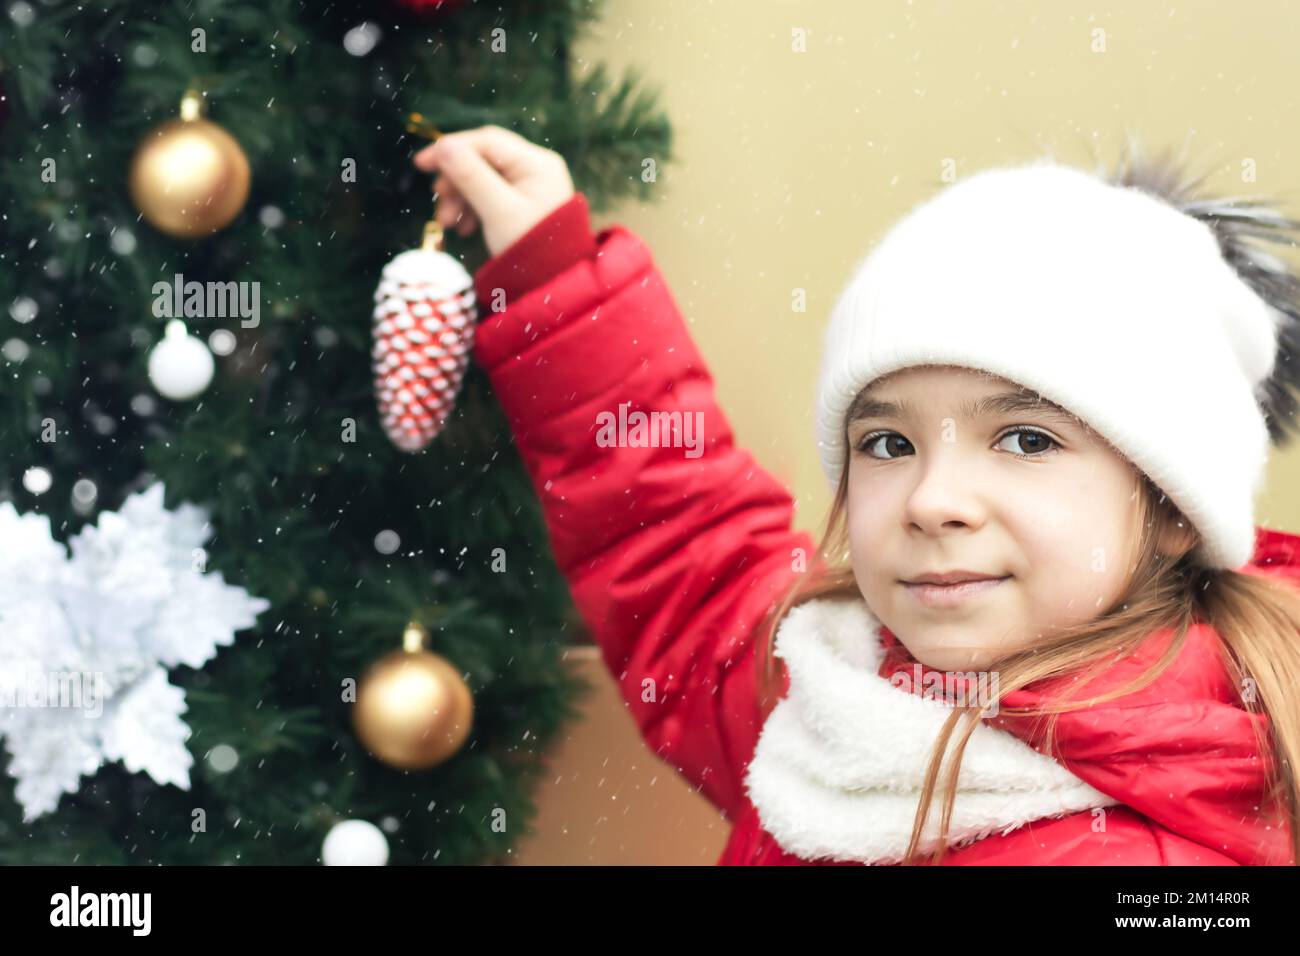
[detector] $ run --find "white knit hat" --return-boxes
[815,157,1300,570]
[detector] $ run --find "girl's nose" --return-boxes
[901,456,988,535]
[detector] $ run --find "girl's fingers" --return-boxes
[413,126,531,180]
[432,176,479,237]
[456,209,479,236]
[416,125,561,253]
[427,133,518,226]
[412,142,438,171]
[433,176,466,227]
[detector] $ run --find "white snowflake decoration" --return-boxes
[0,482,271,822]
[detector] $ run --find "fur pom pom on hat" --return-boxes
[815,146,1300,570]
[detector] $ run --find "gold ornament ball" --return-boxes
[353,639,474,770]
[129,116,251,238]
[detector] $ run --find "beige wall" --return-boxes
[514,0,1300,864]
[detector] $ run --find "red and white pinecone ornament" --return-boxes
[372,247,477,451]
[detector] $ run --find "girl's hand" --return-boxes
[412,124,575,258]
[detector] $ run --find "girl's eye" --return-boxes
[857,432,914,459]
[995,428,1059,458]
[856,428,1059,460]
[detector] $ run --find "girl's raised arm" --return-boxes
[471,194,814,818]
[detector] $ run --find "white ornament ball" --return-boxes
[148,320,215,400]
[321,819,389,866]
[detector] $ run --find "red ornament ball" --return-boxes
[393,0,468,14]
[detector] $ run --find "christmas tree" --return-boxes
[0,0,672,864]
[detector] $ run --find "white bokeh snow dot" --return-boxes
[207,744,239,773]
[9,296,37,324]
[22,466,52,495]
[71,478,98,506]
[131,393,158,416]
[208,329,237,356]
[258,205,286,229]
[374,529,400,554]
[109,228,137,256]
[8,1,35,28]
[343,21,381,56]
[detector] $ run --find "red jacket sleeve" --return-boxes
[471,194,816,819]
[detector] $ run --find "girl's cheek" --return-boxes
[847,505,896,595]
[845,500,877,566]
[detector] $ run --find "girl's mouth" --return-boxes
[901,575,1011,609]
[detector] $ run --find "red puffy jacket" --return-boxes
[470,193,1300,866]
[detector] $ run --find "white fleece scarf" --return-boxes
[743,595,1120,864]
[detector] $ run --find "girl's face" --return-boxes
[845,364,1144,672]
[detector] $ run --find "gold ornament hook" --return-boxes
[407,113,448,252]
[402,619,431,653]
[421,219,445,252]
[405,113,443,141]
[179,87,205,122]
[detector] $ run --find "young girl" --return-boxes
[415,128,1300,866]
